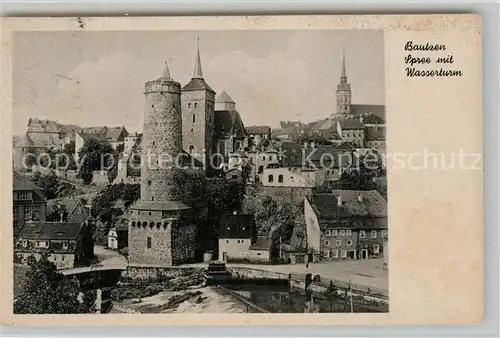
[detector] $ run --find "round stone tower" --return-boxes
[141,63,185,202]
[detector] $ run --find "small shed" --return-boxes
[249,236,272,263]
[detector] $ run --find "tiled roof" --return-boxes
[13,172,46,201]
[47,198,89,223]
[351,104,385,121]
[279,142,353,168]
[338,118,365,130]
[246,126,271,135]
[219,214,256,239]
[365,126,386,141]
[361,113,385,125]
[318,128,341,140]
[182,78,215,93]
[214,110,246,138]
[80,126,127,143]
[18,221,84,240]
[307,190,387,229]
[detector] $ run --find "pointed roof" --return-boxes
[216,90,235,103]
[193,38,203,79]
[162,62,172,81]
[182,39,215,93]
[341,49,347,79]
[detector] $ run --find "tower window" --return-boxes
[278,174,284,183]
[268,175,274,183]
[194,103,198,108]
[148,180,151,186]
[209,115,212,123]
[188,103,191,108]
[192,114,195,123]
[152,141,155,146]
[147,237,152,248]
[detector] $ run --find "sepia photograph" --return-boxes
[10,28,388,314]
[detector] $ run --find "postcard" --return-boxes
[0,14,482,326]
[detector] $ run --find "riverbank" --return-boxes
[110,286,257,313]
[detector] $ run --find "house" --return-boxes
[249,236,272,263]
[123,132,141,154]
[261,167,315,188]
[218,213,256,262]
[304,190,387,261]
[108,223,128,250]
[14,221,94,270]
[336,118,365,147]
[246,126,271,147]
[74,126,128,161]
[47,198,90,223]
[225,168,243,183]
[13,172,47,237]
[365,126,386,154]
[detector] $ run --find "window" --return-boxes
[36,241,47,248]
[324,240,330,246]
[261,156,266,161]
[373,245,380,254]
[332,250,338,258]
[258,166,264,174]
[268,175,274,183]
[257,253,262,256]
[382,230,388,238]
[226,239,229,243]
[360,231,366,238]
[152,197,155,201]
[332,230,338,237]
[22,240,27,247]
[194,103,198,108]
[371,230,377,239]
[63,242,68,249]
[209,115,212,123]
[188,103,192,108]
[192,114,195,123]
[339,230,346,236]
[325,230,331,236]
[152,141,155,146]
[147,237,152,248]
[24,205,32,215]
[148,180,151,186]
[17,192,29,200]
[341,250,347,258]
[323,250,330,258]
[336,240,341,246]
[278,174,283,183]
[346,230,352,236]
[347,240,353,246]
[149,212,151,216]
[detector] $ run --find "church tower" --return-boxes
[181,38,216,173]
[128,63,198,267]
[336,49,352,116]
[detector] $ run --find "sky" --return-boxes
[13,30,384,135]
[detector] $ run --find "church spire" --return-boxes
[193,37,203,79]
[340,48,347,83]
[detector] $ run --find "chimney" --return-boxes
[337,193,343,207]
[358,194,364,203]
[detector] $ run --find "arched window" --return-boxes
[278,174,284,183]
[163,222,169,229]
[149,222,154,228]
[156,222,161,229]
[142,221,147,227]
[235,141,241,151]
[131,221,136,227]
[268,175,274,183]
[188,103,191,108]
[194,103,198,108]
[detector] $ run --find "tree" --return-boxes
[30,171,59,199]
[14,254,86,314]
[46,203,68,222]
[76,138,116,184]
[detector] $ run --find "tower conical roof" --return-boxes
[340,48,347,83]
[216,90,235,103]
[193,38,203,79]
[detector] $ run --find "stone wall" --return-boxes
[122,266,200,280]
[128,222,173,266]
[260,186,313,206]
[171,223,197,265]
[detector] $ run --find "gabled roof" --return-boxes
[214,110,246,138]
[17,221,84,241]
[13,172,46,201]
[79,126,127,143]
[182,78,215,93]
[361,113,385,125]
[216,90,235,103]
[47,198,89,223]
[219,214,256,239]
[338,118,365,130]
[331,190,387,217]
